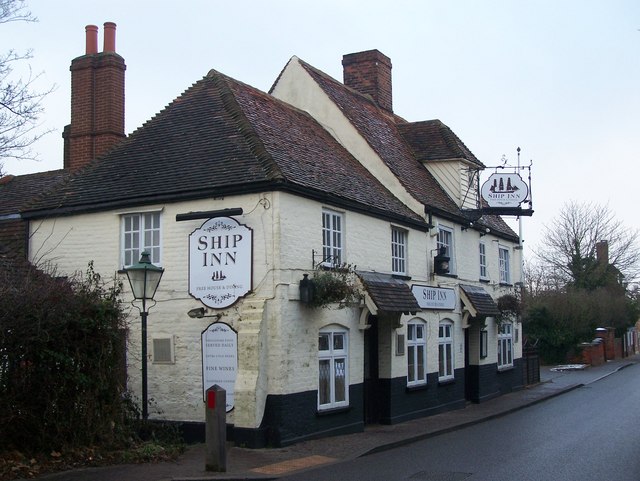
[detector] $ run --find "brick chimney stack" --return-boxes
[342,50,393,113]
[596,240,609,265]
[63,22,126,171]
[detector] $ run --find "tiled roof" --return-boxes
[357,271,420,314]
[396,120,483,167]
[296,60,517,241]
[0,170,68,217]
[460,284,501,317]
[23,70,425,228]
[296,60,460,218]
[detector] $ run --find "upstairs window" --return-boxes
[122,212,161,267]
[437,226,455,273]
[479,242,488,280]
[499,246,511,284]
[391,227,407,275]
[322,209,343,266]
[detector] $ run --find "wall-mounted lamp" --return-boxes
[433,246,450,275]
[187,307,220,320]
[461,222,473,232]
[479,227,490,237]
[299,273,315,304]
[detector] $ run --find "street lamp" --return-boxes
[124,251,164,420]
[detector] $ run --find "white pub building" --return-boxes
[18,24,530,447]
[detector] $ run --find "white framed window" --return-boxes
[437,226,455,273]
[391,227,407,275]
[479,242,488,280]
[318,328,349,410]
[498,322,514,369]
[322,209,343,266]
[122,212,161,267]
[499,246,511,284]
[407,320,427,386]
[438,321,454,381]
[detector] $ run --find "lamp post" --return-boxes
[124,251,164,420]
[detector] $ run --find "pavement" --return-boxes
[35,354,639,481]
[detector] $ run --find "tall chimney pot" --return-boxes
[66,21,126,171]
[103,22,117,52]
[85,24,98,55]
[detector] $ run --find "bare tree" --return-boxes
[0,0,53,173]
[523,258,565,296]
[534,201,640,288]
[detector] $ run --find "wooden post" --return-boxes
[205,385,227,472]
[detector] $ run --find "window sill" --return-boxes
[436,273,458,279]
[499,282,513,287]
[392,274,412,281]
[406,383,428,392]
[497,365,514,373]
[479,278,490,284]
[438,378,455,386]
[316,405,351,417]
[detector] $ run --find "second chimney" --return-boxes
[64,22,126,171]
[342,49,393,113]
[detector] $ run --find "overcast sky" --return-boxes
[2,0,639,254]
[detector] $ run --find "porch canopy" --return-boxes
[459,284,500,322]
[357,271,420,316]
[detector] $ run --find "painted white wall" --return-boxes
[271,58,424,216]
[28,187,522,427]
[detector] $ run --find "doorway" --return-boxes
[363,315,381,423]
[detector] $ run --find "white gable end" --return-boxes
[271,57,424,216]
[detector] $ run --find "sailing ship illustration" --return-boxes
[211,270,227,281]
[488,176,520,194]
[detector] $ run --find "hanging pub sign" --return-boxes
[189,216,253,309]
[480,172,529,209]
[201,322,237,411]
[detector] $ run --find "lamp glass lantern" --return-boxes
[124,251,164,420]
[126,251,164,301]
[434,246,450,275]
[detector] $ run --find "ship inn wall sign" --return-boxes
[189,216,253,309]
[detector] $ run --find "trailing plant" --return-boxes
[307,264,361,309]
[496,293,522,327]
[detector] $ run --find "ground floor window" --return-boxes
[318,328,348,410]
[407,320,427,386]
[438,321,454,381]
[498,322,513,368]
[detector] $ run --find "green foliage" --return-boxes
[523,286,636,364]
[496,293,522,326]
[307,264,361,309]
[0,261,136,453]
